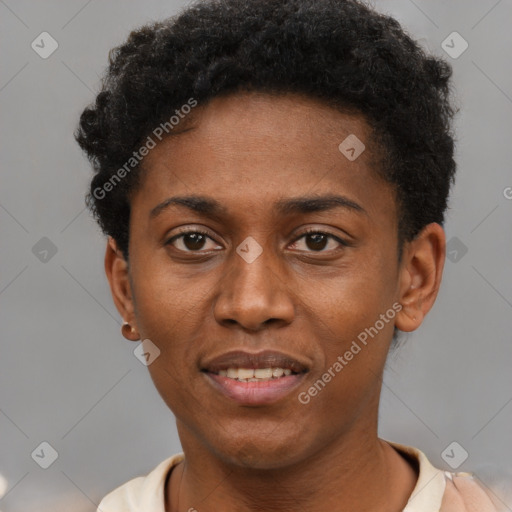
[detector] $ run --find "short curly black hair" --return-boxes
[75,0,457,262]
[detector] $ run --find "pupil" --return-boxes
[185,233,206,250]
[306,233,327,251]
[182,233,328,251]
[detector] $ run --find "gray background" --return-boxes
[1,0,511,510]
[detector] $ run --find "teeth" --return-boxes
[254,368,273,379]
[272,368,284,378]
[238,368,254,379]
[227,368,238,379]
[218,367,296,381]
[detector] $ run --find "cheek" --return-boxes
[132,274,206,409]
[310,256,397,336]
[130,257,205,336]
[128,272,208,403]
[298,288,393,426]
[302,255,397,390]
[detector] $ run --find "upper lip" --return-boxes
[202,350,309,374]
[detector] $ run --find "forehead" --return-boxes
[132,91,395,223]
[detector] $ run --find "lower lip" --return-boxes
[204,372,306,405]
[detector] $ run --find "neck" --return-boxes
[166,428,418,512]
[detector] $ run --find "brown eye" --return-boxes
[181,232,207,251]
[290,230,348,253]
[166,230,222,253]
[305,233,329,251]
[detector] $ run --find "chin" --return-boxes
[209,428,311,470]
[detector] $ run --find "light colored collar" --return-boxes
[99,442,447,511]
[386,440,446,512]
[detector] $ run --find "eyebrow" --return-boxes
[149,194,367,220]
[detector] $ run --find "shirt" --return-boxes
[96,441,499,511]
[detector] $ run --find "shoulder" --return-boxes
[386,440,506,512]
[96,452,184,512]
[441,470,509,512]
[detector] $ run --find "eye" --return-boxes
[165,227,349,254]
[289,228,348,252]
[165,228,222,253]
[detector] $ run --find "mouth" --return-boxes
[201,350,309,405]
[214,366,295,381]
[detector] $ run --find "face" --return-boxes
[106,91,445,470]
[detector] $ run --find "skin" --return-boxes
[105,91,446,511]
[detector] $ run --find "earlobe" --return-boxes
[104,237,140,341]
[121,321,140,341]
[395,223,446,333]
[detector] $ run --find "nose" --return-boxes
[213,240,295,332]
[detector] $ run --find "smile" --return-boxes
[201,350,309,405]
[215,367,294,382]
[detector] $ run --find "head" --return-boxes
[76,0,456,469]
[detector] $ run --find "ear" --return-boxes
[104,236,140,341]
[395,222,446,332]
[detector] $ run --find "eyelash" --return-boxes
[299,227,349,248]
[165,227,349,254]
